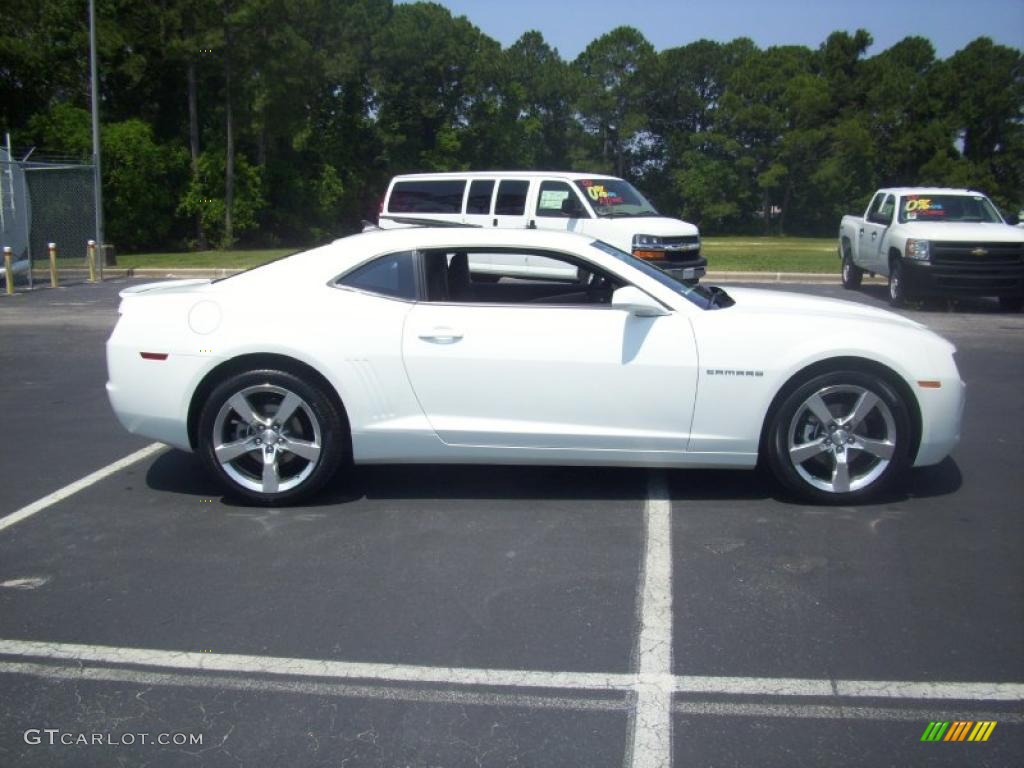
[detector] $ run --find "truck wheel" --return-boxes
[888,260,908,307]
[841,244,863,289]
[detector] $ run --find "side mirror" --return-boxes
[1004,212,1020,226]
[560,197,583,217]
[612,286,669,317]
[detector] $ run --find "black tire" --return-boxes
[197,369,346,505]
[841,243,863,289]
[888,259,908,307]
[998,296,1023,312]
[765,370,913,505]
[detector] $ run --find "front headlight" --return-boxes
[633,235,662,247]
[906,239,930,261]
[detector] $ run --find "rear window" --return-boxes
[388,180,466,214]
[337,251,417,300]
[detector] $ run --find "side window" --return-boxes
[466,179,495,214]
[867,193,893,223]
[536,181,582,218]
[878,194,895,222]
[337,251,416,300]
[421,248,623,306]
[388,180,466,214]
[494,180,529,216]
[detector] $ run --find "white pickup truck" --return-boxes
[838,187,1024,310]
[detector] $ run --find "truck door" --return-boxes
[860,193,894,273]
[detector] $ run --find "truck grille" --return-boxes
[660,236,701,262]
[928,241,1024,292]
[931,241,1024,265]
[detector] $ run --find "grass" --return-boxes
[115,237,842,273]
[702,236,839,273]
[115,249,296,269]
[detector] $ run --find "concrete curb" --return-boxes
[706,271,887,285]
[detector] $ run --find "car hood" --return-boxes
[896,221,1024,242]
[590,216,699,237]
[721,286,926,330]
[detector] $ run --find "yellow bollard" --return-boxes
[48,242,59,287]
[87,239,97,283]
[3,246,13,295]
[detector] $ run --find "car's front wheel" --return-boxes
[198,369,345,505]
[766,371,912,504]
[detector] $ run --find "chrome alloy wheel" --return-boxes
[211,384,323,494]
[786,384,897,494]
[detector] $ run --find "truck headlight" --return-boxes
[906,239,930,261]
[634,235,662,247]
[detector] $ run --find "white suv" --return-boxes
[373,171,705,281]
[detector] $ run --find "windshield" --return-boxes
[575,179,660,218]
[590,240,728,310]
[898,194,1003,224]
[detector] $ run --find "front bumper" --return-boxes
[914,376,966,467]
[902,257,1024,298]
[647,255,708,283]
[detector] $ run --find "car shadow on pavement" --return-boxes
[858,284,1011,314]
[145,450,962,508]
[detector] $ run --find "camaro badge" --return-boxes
[706,369,764,377]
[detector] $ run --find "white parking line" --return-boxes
[0,443,164,535]
[0,639,1020,705]
[628,471,674,768]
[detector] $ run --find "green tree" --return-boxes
[573,26,655,176]
[371,2,496,172]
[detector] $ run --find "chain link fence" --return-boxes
[1,148,97,290]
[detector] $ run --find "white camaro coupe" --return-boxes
[106,228,964,506]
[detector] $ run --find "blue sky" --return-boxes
[398,0,1024,59]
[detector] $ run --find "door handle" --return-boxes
[871,231,877,240]
[858,228,864,236]
[418,327,463,344]
[528,220,537,229]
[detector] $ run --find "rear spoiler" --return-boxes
[377,215,482,229]
[119,278,211,298]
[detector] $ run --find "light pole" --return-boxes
[88,0,104,280]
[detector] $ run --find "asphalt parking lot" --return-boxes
[1,278,1022,767]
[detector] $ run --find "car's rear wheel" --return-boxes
[841,243,862,289]
[766,371,912,504]
[198,369,345,505]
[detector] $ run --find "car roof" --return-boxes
[226,228,614,292]
[389,171,622,183]
[876,187,987,196]
[333,225,602,253]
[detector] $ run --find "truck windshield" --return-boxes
[898,194,1003,224]
[575,179,660,218]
